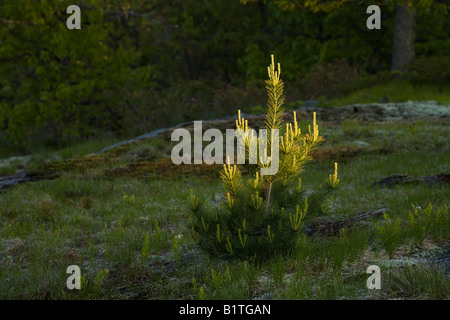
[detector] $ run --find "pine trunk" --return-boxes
[391,4,416,72]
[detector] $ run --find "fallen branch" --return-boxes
[371,173,450,188]
[0,171,30,190]
[306,207,389,236]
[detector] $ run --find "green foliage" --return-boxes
[0,0,153,144]
[341,119,372,138]
[141,233,151,262]
[151,221,170,252]
[0,117,449,299]
[330,78,450,106]
[210,266,232,290]
[172,234,183,263]
[285,100,304,110]
[376,202,450,258]
[189,56,339,261]
[300,58,359,100]
[191,278,207,300]
[383,264,450,299]
[376,212,402,258]
[1,0,449,149]
[407,202,450,243]
[409,55,450,84]
[276,0,450,14]
[250,105,266,114]
[76,269,109,300]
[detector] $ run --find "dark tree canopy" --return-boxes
[0,0,448,147]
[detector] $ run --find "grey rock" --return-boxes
[351,140,371,147]
[378,96,390,103]
[0,171,30,190]
[303,100,319,107]
[432,252,450,275]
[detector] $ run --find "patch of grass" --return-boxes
[0,135,125,176]
[381,264,450,299]
[376,213,402,259]
[0,118,449,300]
[330,80,450,106]
[341,119,374,138]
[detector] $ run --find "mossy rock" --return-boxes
[102,157,222,178]
[29,155,115,180]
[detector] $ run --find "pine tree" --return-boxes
[189,55,340,261]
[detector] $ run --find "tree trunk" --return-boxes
[391,4,416,72]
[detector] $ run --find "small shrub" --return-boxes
[189,55,339,261]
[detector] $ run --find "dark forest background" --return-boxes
[0,0,449,151]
